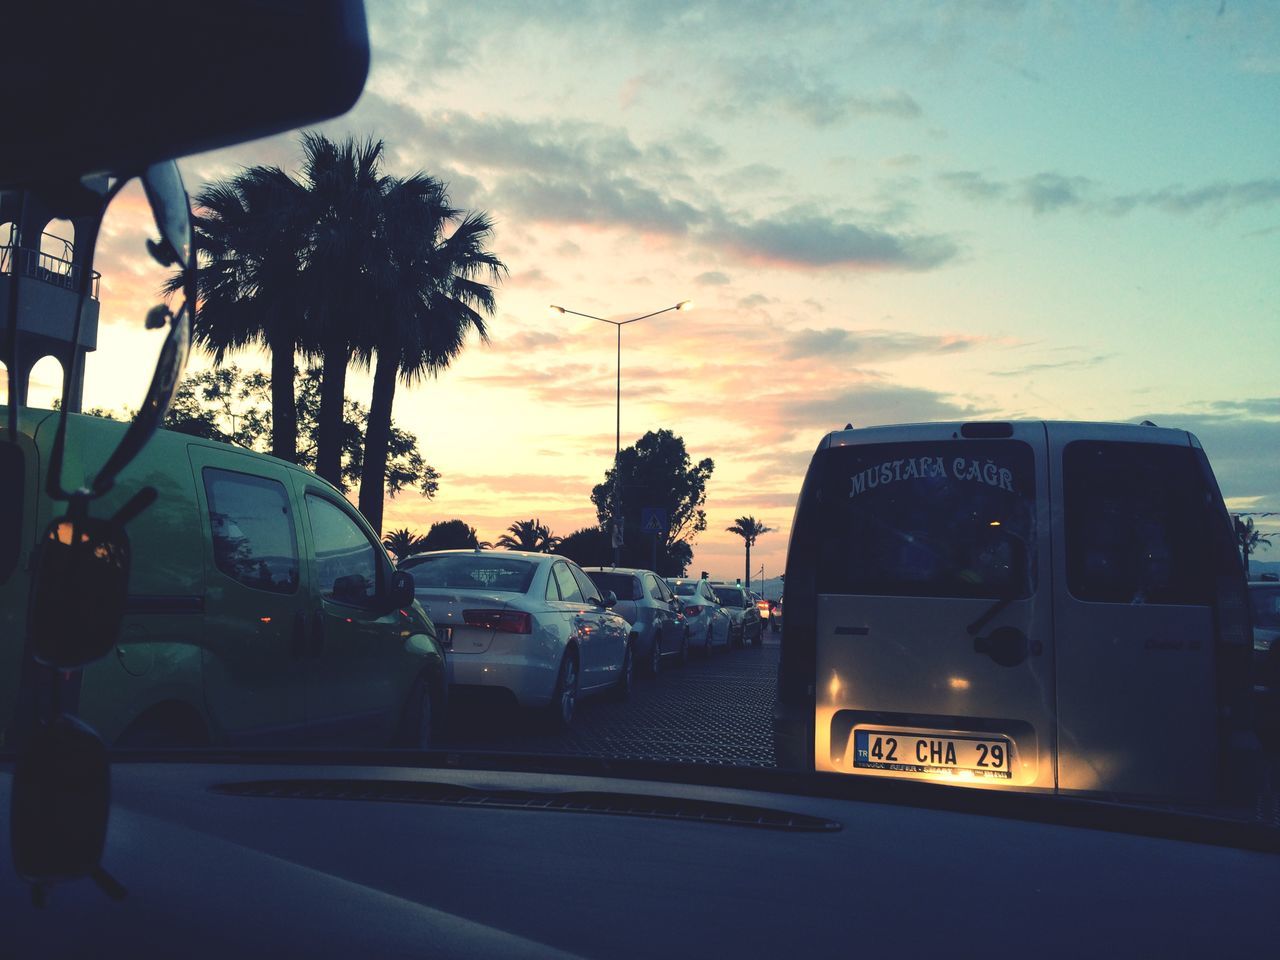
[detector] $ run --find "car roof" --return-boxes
[819,419,1195,450]
[403,548,550,562]
[581,567,647,576]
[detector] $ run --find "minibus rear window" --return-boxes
[1063,441,1214,606]
[817,440,1036,600]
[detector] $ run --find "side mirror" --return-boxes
[599,589,618,609]
[387,570,415,610]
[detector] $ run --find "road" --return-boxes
[438,632,781,767]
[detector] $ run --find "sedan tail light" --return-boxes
[463,609,532,634]
[682,605,703,617]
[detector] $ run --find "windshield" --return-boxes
[4,1,1278,844]
[587,572,639,601]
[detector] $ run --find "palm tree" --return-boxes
[726,516,773,591]
[356,175,504,533]
[495,519,561,553]
[382,527,425,561]
[1235,515,1274,578]
[298,133,388,487]
[176,166,311,461]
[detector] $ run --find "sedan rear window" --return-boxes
[713,587,748,607]
[671,581,698,596]
[588,572,639,601]
[401,553,537,593]
[818,440,1037,600]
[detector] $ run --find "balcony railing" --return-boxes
[0,236,101,300]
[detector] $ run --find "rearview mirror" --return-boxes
[1,1,369,187]
[599,590,618,609]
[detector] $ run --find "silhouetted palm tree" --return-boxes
[726,516,773,591]
[356,175,503,533]
[176,166,311,461]
[1235,515,1274,578]
[382,527,426,561]
[299,133,387,486]
[495,519,561,552]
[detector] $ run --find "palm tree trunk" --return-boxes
[268,335,297,462]
[316,338,348,486]
[358,344,398,534]
[745,541,751,591]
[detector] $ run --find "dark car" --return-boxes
[584,567,689,673]
[710,583,763,647]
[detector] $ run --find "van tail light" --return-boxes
[682,605,703,617]
[463,610,532,634]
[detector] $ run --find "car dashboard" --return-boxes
[3,756,1278,957]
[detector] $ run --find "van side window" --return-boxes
[1064,441,1213,606]
[203,468,299,594]
[306,495,380,606]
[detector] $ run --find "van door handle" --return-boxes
[310,616,325,657]
[291,612,308,658]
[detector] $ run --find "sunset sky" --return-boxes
[10,1,1280,579]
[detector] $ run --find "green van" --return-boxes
[1,408,446,749]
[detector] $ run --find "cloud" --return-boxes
[275,91,959,274]
[1020,173,1092,214]
[991,354,1110,377]
[1107,179,1280,216]
[709,207,958,270]
[782,328,987,362]
[714,56,922,127]
[938,170,1007,201]
[940,168,1280,219]
[491,330,565,353]
[737,293,773,309]
[781,383,984,430]
[695,270,731,286]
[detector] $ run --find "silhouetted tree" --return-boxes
[418,519,488,551]
[1235,515,1274,579]
[495,519,561,552]
[591,429,713,576]
[726,516,774,592]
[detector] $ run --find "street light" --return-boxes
[550,299,693,566]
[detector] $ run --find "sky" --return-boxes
[7,0,1280,578]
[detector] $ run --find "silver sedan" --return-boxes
[400,550,633,726]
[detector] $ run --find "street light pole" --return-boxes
[551,300,693,567]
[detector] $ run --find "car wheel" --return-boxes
[613,641,634,701]
[395,677,438,749]
[411,684,434,748]
[547,650,580,728]
[649,634,662,675]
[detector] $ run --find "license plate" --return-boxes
[852,729,1013,780]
